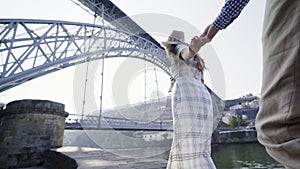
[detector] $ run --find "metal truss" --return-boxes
[75,0,162,47]
[0,19,170,92]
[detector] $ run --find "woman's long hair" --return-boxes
[164,43,206,73]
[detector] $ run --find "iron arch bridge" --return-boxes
[0,19,171,92]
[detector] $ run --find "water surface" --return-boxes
[64,130,285,169]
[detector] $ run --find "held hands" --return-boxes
[189,24,219,54]
[189,36,211,54]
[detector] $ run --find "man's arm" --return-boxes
[190,1,250,54]
[213,0,250,30]
[202,0,250,40]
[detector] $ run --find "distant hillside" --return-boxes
[101,96,172,121]
[225,96,259,109]
[89,95,260,122]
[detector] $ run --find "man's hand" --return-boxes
[201,24,219,40]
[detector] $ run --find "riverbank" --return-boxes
[54,146,167,169]
[63,128,258,150]
[49,143,284,169]
[28,129,281,169]
[212,128,258,144]
[55,129,272,169]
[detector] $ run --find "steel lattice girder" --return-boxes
[76,0,159,44]
[0,19,171,92]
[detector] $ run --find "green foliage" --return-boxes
[229,115,249,128]
[229,116,238,128]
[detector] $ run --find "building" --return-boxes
[142,131,172,142]
[221,95,260,126]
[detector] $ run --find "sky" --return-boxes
[0,0,266,114]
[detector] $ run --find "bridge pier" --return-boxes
[0,99,69,168]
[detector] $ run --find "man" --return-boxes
[191,1,300,168]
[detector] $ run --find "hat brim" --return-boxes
[161,41,182,46]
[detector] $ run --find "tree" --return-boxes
[229,115,249,128]
[229,116,238,128]
[237,115,248,127]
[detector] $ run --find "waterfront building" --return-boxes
[142,131,172,142]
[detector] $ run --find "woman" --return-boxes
[162,30,216,169]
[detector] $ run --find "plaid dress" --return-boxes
[167,46,216,169]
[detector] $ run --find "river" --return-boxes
[63,130,284,169]
[212,143,284,169]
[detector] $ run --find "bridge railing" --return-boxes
[65,113,173,130]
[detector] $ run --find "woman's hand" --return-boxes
[189,36,210,54]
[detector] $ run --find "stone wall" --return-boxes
[212,129,257,144]
[0,99,68,168]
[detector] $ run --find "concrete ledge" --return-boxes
[1,99,68,117]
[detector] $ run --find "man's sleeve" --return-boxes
[212,0,250,30]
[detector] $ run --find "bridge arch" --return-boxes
[0,19,171,92]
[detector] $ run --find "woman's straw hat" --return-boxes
[161,30,187,46]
